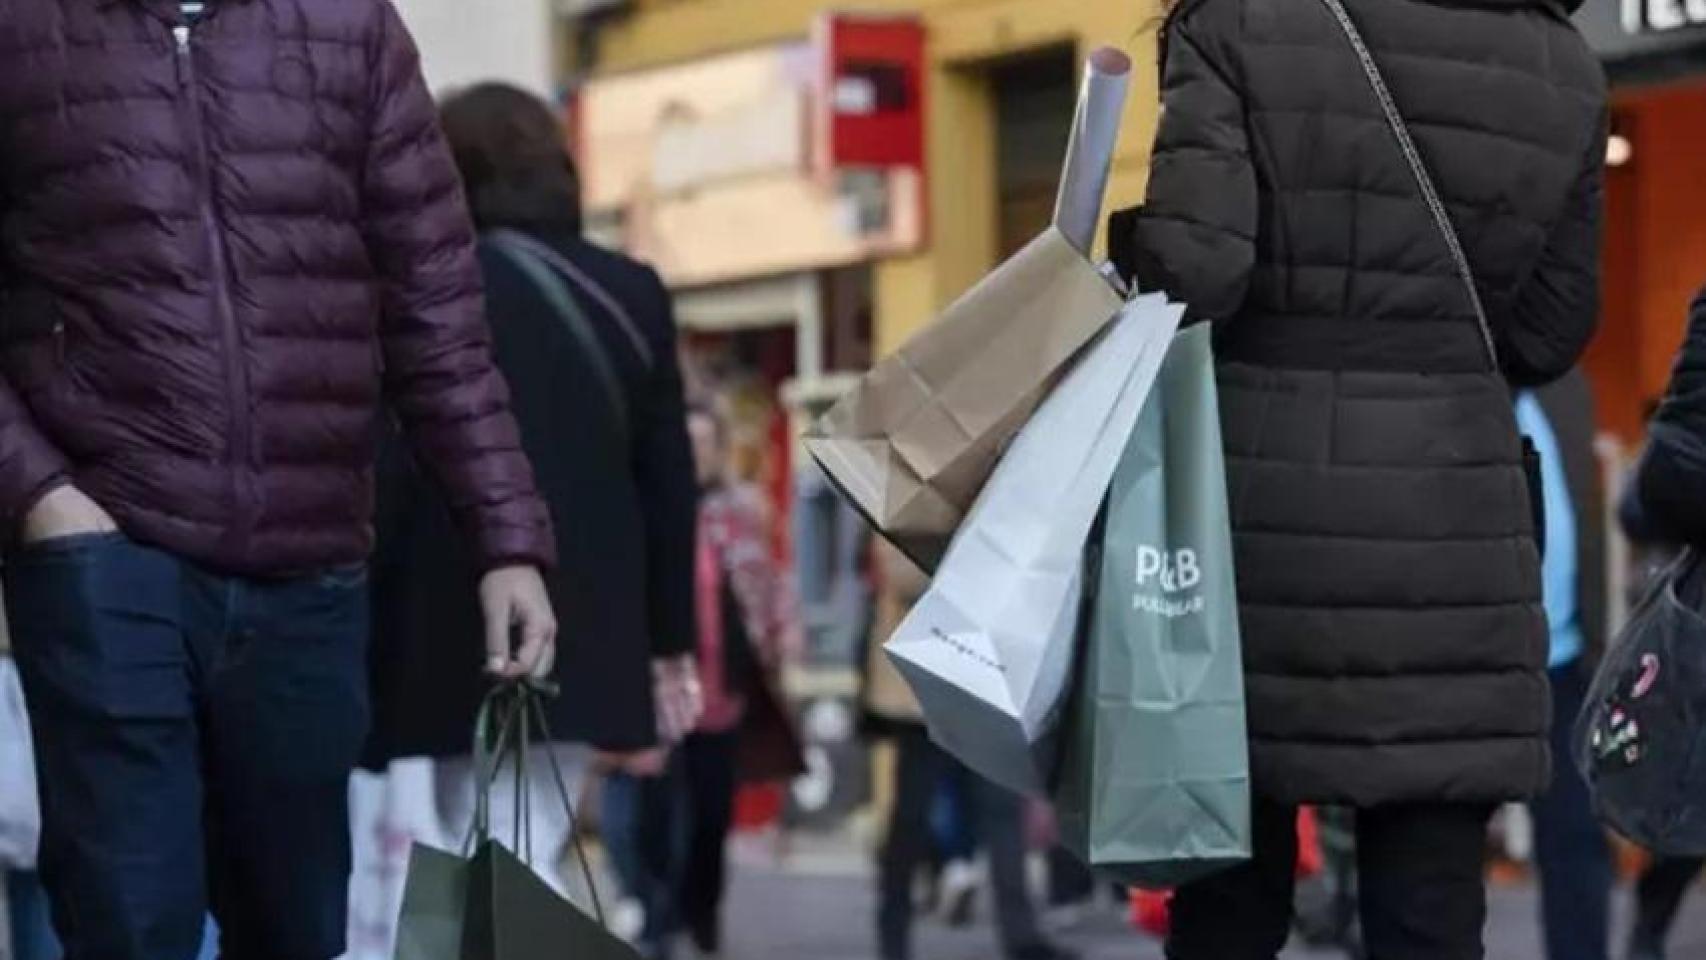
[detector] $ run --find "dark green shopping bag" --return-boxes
[394,843,468,960]
[1053,324,1251,890]
[395,683,641,960]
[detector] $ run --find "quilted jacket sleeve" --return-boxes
[1632,290,1706,546]
[362,1,554,571]
[1126,11,1257,321]
[1501,108,1607,387]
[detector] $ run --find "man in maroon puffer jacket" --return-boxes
[0,1,559,956]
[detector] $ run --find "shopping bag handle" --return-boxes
[463,679,608,925]
[466,683,521,853]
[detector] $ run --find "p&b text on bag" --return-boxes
[1133,544,1206,619]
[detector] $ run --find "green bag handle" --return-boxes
[465,685,516,853]
[462,680,607,926]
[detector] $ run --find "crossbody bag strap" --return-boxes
[489,230,656,374]
[486,232,633,451]
[1314,0,1500,374]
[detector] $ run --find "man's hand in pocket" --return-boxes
[20,485,117,545]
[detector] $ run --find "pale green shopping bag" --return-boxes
[1053,323,1251,890]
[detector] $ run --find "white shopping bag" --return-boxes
[0,657,39,870]
[885,293,1185,795]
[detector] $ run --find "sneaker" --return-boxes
[939,859,981,928]
[611,898,646,942]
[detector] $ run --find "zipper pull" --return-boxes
[172,26,191,87]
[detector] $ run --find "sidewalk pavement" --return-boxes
[719,833,1706,960]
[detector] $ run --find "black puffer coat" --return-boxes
[1115,0,1606,805]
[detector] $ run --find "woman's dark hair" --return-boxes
[1141,0,1187,85]
[439,83,582,234]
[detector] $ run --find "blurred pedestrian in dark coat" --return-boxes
[1617,287,1706,960]
[364,84,702,884]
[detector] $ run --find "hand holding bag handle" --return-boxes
[1316,0,1547,548]
[464,679,607,925]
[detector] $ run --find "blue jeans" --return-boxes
[6,534,369,960]
[8,875,218,960]
[931,774,976,864]
[1531,662,1613,960]
[602,766,686,958]
[9,870,58,960]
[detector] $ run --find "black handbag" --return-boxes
[1319,0,1547,553]
[1574,553,1706,854]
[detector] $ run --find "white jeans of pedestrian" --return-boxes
[346,759,444,960]
[434,743,593,897]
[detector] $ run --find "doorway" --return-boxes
[991,47,1078,260]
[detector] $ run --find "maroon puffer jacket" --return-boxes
[0,0,554,575]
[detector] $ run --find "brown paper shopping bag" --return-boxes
[804,50,1132,572]
[805,231,1123,571]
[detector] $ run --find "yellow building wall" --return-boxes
[589,0,1164,355]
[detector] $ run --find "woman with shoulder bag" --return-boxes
[1112,0,1607,955]
[364,84,703,895]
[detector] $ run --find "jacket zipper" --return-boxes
[175,24,256,555]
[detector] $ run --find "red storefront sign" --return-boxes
[817,13,926,172]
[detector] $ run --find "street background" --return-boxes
[716,834,1706,959]
[373,1,1706,958]
[0,1,1703,959]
